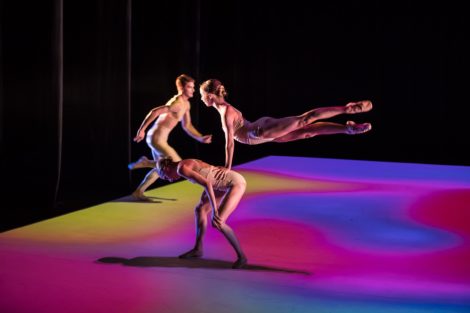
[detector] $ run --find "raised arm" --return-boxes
[181,110,212,144]
[133,105,170,142]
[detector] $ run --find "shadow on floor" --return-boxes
[97,256,311,275]
[110,195,178,203]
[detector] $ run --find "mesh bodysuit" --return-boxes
[231,110,274,145]
[188,165,246,191]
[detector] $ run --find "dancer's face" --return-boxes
[199,89,214,107]
[182,82,195,99]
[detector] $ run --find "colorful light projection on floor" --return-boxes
[1,156,470,313]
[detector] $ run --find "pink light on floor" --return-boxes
[1,156,470,313]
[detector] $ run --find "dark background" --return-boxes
[1,1,469,232]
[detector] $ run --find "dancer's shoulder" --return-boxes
[226,104,243,119]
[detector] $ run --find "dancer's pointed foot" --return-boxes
[128,156,150,170]
[131,191,152,202]
[232,257,247,269]
[178,249,203,259]
[345,100,373,114]
[346,121,372,135]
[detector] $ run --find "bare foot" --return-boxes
[131,191,153,202]
[232,257,247,269]
[346,121,372,135]
[178,249,203,259]
[128,156,151,170]
[345,100,373,114]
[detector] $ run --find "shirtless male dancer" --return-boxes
[129,74,212,200]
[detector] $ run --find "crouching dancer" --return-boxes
[134,156,248,269]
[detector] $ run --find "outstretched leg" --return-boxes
[212,184,247,269]
[130,145,182,200]
[252,100,372,140]
[300,100,372,124]
[273,121,372,143]
[128,156,156,170]
[131,169,159,201]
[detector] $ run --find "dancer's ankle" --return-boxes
[232,256,247,269]
[178,249,203,259]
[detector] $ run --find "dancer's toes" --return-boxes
[345,100,373,114]
[232,257,247,269]
[178,249,203,259]
[346,121,372,135]
[128,156,150,170]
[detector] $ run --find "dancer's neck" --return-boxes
[213,101,227,112]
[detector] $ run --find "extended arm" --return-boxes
[223,115,235,170]
[181,110,212,143]
[133,105,170,142]
[178,163,218,215]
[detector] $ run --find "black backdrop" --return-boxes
[1,1,469,231]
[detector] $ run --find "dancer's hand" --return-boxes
[211,212,222,229]
[133,130,145,143]
[200,134,212,144]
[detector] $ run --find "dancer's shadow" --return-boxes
[97,256,311,275]
[111,195,178,203]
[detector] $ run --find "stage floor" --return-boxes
[1,156,470,313]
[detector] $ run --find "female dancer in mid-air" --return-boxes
[132,156,248,269]
[199,79,372,169]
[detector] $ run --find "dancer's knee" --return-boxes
[303,131,317,139]
[211,218,225,231]
[211,221,221,230]
[298,115,311,128]
[195,194,210,214]
[194,202,209,215]
[195,203,210,215]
